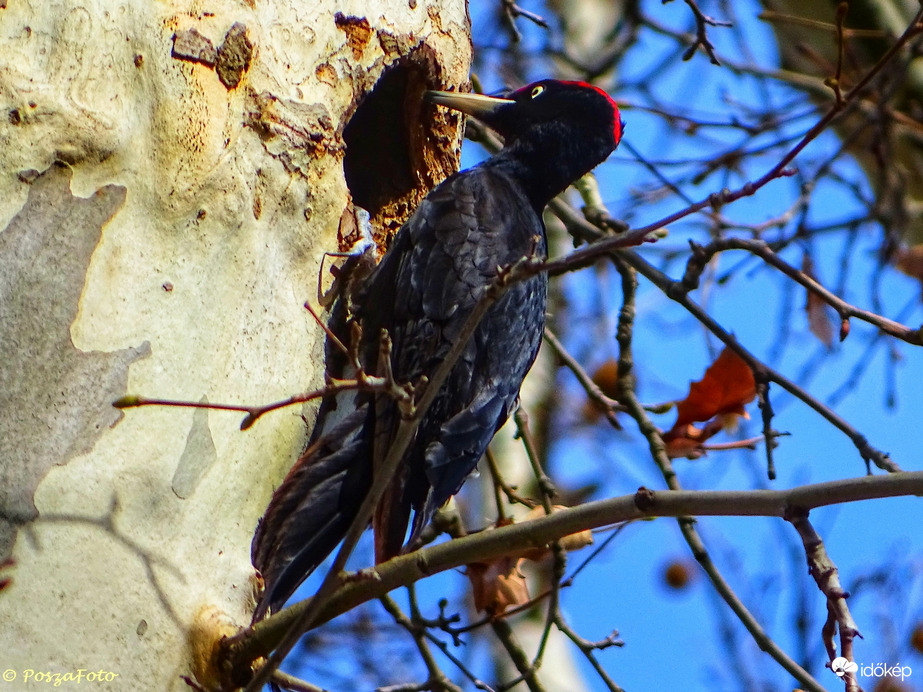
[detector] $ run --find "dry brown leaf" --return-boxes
[467,557,530,614]
[673,347,756,428]
[664,348,756,459]
[802,254,835,348]
[466,506,592,613]
[663,420,729,459]
[663,424,708,459]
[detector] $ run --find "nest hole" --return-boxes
[342,55,460,245]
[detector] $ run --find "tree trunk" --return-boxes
[0,1,469,689]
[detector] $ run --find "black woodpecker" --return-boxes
[252,79,623,619]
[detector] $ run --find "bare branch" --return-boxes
[680,237,923,346]
[541,326,625,428]
[786,509,863,692]
[238,471,923,654]
[498,0,549,43]
[680,0,731,65]
[554,615,625,692]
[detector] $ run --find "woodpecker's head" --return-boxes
[426,79,622,161]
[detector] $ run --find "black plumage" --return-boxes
[252,80,623,620]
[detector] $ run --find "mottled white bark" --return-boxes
[0,1,469,688]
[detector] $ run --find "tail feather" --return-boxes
[251,406,372,621]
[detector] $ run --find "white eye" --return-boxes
[530,85,545,99]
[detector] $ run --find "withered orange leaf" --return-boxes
[673,347,756,428]
[662,419,727,459]
[663,424,708,459]
[802,254,835,348]
[466,507,592,613]
[467,557,530,614]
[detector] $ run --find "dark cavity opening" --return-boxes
[343,63,421,221]
[341,50,461,246]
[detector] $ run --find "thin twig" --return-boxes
[499,0,549,42]
[270,670,328,692]
[553,615,624,692]
[486,448,538,512]
[825,3,849,104]
[680,237,923,346]
[623,249,900,473]
[681,0,731,65]
[380,592,463,692]
[546,199,900,473]
[510,409,563,672]
[541,327,626,428]
[786,508,862,692]
[492,617,546,692]
[539,10,923,277]
[114,375,398,431]
[513,409,556,512]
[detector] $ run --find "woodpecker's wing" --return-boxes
[251,164,548,615]
[358,163,548,550]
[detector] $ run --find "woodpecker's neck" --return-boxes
[485,127,612,213]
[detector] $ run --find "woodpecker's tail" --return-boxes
[251,406,372,622]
